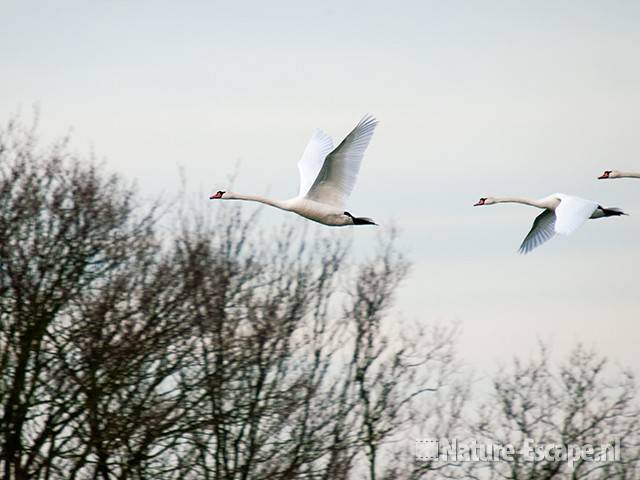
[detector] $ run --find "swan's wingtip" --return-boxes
[360,113,378,126]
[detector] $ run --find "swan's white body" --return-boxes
[474,193,626,253]
[210,115,378,226]
[285,197,354,225]
[599,170,640,179]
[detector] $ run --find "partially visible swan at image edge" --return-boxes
[210,115,379,226]
[474,193,627,254]
[599,170,640,179]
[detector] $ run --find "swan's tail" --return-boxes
[601,207,628,217]
[353,216,377,225]
[344,211,378,225]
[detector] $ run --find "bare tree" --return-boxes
[0,116,465,479]
[170,211,467,480]
[0,116,199,479]
[465,344,640,479]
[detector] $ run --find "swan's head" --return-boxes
[209,190,231,199]
[474,197,496,206]
[598,170,620,179]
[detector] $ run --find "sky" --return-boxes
[1,0,639,373]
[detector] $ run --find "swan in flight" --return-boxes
[210,115,378,226]
[598,170,640,179]
[474,194,626,254]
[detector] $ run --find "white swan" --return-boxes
[474,194,626,253]
[599,170,640,179]
[210,115,378,226]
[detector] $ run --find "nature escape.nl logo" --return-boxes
[415,438,620,470]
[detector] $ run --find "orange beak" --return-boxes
[598,172,610,179]
[209,192,224,199]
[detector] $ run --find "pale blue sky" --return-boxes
[2,0,639,370]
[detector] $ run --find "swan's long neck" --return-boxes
[230,193,289,211]
[618,171,640,178]
[492,197,550,209]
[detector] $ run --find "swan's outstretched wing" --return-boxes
[519,209,556,254]
[553,194,598,235]
[305,115,378,209]
[297,129,334,197]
